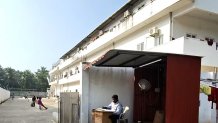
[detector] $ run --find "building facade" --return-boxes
[49,0,218,122]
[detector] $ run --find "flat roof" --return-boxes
[92,50,167,68]
[60,0,139,59]
[84,50,201,69]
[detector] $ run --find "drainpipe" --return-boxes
[170,12,173,41]
[215,67,217,80]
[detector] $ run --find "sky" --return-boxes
[0,0,127,72]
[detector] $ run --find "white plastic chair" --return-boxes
[117,106,129,123]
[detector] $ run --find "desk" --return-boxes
[92,109,113,123]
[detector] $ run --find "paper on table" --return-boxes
[95,108,114,112]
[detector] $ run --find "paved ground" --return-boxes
[0,97,58,123]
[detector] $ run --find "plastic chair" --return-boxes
[117,106,129,123]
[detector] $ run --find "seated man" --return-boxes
[103,94,123,123]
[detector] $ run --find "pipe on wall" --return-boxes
[169,12,173,41]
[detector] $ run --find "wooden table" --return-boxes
[92,109,113,123]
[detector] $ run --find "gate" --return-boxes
[60,92,79,123]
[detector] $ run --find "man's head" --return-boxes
[112,94,118,103]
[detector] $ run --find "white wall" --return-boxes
[62,82,80,93]
[86,67,134,123]
[173,15,218,41]
[172,15,218,67]
[201,72,216,80]
[53,84,63,96]
[80,64,90,123]
[149,37,185,54]
[147,36,218,67]
[86,43,113,63]
[184,38,218,67]
[83,16,172,60]
[0,87,10,103]
[115,15,171,51]
[55,80,81,96]
[199,93,216,123]
[132,0,185,27]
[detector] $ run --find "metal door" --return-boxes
[60,92,79,123]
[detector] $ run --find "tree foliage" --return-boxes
[0,66,49,92]
[35,67,49,92]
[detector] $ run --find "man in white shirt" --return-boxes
[103,94,123,123]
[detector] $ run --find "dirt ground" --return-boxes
[0,97,58,123]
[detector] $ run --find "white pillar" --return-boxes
[80,63,90,123]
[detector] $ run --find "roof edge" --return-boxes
[60,0,139,59]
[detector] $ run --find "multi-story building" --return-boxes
[49,0,218,122]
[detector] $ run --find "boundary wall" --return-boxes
[0,87,10,104]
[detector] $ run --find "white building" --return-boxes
[49,0,218,122]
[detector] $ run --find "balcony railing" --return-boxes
[49,80,58,85]
[58,74,80,85]
[184,37,218,67]
[149,36,218,67]
[79,0,191,58]
[49,66,59,75]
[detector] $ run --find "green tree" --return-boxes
[15,70,23,88]
[20,70,37,89]
[0,65,6,88]
[35,67,49,92]
[0,65,49,91]
[4,67,20,89]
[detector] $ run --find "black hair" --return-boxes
[112,94,118,100]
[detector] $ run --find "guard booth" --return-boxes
[82,50,201,123]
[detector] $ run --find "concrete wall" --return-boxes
[81,66,134,123]
[148,36,218,67]
[184,38,218,67]
[201,72,218,80]
[83,15,171,59]
[173,15,218,42]
[0,87,10,103]
[199,71,218,123]
[62,81,80,93]
[10,91,47,98]
[199,93,216,123]
[89,67,134,123]
[116,15,171,50]
[199,73,217,123]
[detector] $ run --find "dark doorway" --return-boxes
[134,60,166,122]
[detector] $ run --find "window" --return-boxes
[118,23,120,30]
[60,74,63,79]
[138,4,145,10]
[70,70,73,76]
[154,35,163,46]
[205,37,214,46]
[137,42,144,51]
[64,72,68,78]
[186,33,197,38]
[110,28,113,32]
[75,67,79,74]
